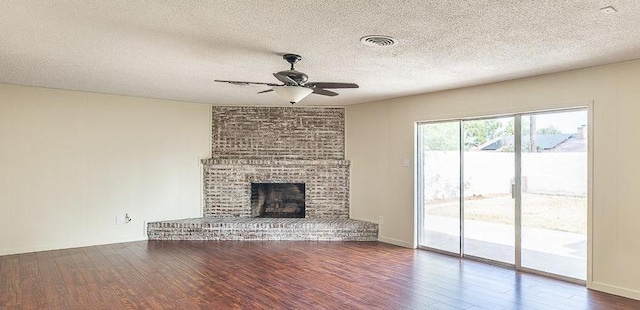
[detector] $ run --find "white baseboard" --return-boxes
[0,236,148,256]
[348,218,414,249]
[378,236,414,248]
[589,281,640,301]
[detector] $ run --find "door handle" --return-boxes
[511,183,516,199]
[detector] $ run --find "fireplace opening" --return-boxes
[250,183,305,218]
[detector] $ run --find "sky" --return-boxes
[491,109,587,134]
[526,110,587,134]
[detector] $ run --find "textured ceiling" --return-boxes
[2,1,640,106]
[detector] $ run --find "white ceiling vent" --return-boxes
[360,35,397,47]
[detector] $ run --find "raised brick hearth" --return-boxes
[147,106,378,241]
[147,218,378,241]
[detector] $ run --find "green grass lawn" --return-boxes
[425,193,586,234]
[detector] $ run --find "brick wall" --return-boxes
[212,106,345,160]
[204,106,350,219]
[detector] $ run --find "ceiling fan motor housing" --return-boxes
[277,70,308,85]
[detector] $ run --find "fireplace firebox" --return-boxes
[250,183,305,218]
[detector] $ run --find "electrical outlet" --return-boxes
[378,216,384,225]
[143,221,147,236]
[115,216,124,225]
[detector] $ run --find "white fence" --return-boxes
[422,151,587,200]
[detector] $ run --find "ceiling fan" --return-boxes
[214,54,359,104]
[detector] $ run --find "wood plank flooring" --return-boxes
[1,241,639,309]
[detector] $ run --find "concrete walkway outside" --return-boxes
[422,215,586,280]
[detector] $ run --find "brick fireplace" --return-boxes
[202,158,350,218]
[147,106,378,241]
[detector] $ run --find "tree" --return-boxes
[504,118,530,136]
[502,118,562,153]
[421,122,459,151]
[537,125,562,135]
[421,120,506,151]
[463,119,502,149]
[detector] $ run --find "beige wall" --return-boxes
[346,59,640,299]
[0,84,211,255]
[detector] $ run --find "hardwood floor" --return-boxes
[1,241,639,309]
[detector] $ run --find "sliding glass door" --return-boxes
[520,110,588,279]
[417,116,515,264]
[462,117,515,264]
[417,108,587,280]
[417,122,461,254]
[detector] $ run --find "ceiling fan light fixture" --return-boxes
[273,86,313,104]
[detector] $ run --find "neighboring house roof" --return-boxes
[547,135,587,152]
[479,134,586,152]
[479,138,505,151]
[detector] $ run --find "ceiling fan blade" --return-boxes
[214,80,280,86]
[273,73,298,85]
[306,82,359,89]
[312,88,339,97]
[257,89,273,94]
